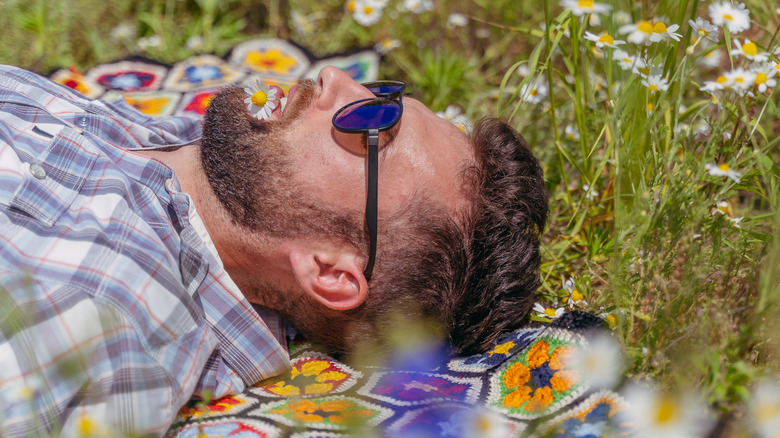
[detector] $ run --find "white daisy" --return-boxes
[723,68,757,96]
[582,183,599,201]
[584,31,626,49]
[375,38,401,54]
[729,217,744,228]
[435,105,472,133]
[533,302,565,319]
[519,78,548,104]
[619,20,655,45]
[648,21,682,42]
[562,276,587,307]
[559,0,612,17]
[705,162,742,183]
[712,200,730,216]
[613,49,642,71]
[733,39,769,62]
[614,11,632,25]
[696,48,723,69]
[642,75,670,94]
[447,13,468,29]
[244,79,279,120]
[688,17,719,48]
[352,0,384,26]
[564,124,580,140]
[751,62,777,93]
[708,1,751,34]
[400,0,433,14]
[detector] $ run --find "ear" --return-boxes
[288,246,368,311]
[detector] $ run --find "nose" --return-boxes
[315,66,375,113]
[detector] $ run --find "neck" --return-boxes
[137,146,269,281]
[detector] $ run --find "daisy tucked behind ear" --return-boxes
[244,79,279,120]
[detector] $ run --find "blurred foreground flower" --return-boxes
[748,380,780,438]
[573,333,623,389]
[622,383,713,438]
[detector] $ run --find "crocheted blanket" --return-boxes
[165,312,630,438]
[50,39,630,437]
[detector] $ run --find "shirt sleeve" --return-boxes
[0,272,180,437]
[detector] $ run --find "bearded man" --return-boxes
[0,64,547,436]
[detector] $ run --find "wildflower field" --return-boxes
[1,0,779,436]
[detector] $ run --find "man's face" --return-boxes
[201,66,474,267]
[274,66,474,238]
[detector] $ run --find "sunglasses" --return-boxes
[332,80,406,281]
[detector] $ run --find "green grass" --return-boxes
[1,0,778,435]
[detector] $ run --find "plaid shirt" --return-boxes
[0,65,290,436]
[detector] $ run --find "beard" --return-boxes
[200,79,362,241]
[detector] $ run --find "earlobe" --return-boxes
[289,248,368,311]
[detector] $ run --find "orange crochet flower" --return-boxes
[500,338,582,413]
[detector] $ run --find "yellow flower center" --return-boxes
[734,77,744,83]
[652,22,668,33]
[757,401,780,422]
[606,314,617,327]
[718,163,730,172]
[621,57,632,64]
[78,415,97,436]
[755,73,767,85]
[717,75,728,84]
[648,84,658,92]
[572,290,584,301]
[544,308,557,317]
[598,34,614,45]
[698,28,710,37]
[638,66,650,75]
[578,0,594,7]
[742,41,758,57]
[722,13,733,21]
[530,89,539,96]
[718,204,728,214]
[347,0,356,12]
[364,5,373,13]
[647,102,654,112]
[655,397,678,424]
[637,21,653,34]
[251,90,268,107]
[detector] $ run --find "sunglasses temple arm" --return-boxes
[363,129,379,281]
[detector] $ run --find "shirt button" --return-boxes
[29,163,47,180]
[78,117,88,127]
[164,178,174,193]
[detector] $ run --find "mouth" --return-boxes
[268,84,296,121]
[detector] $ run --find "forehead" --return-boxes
[381,98,474,216]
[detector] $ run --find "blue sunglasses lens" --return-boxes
[362,81,405,98]
[333,99,401,131]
